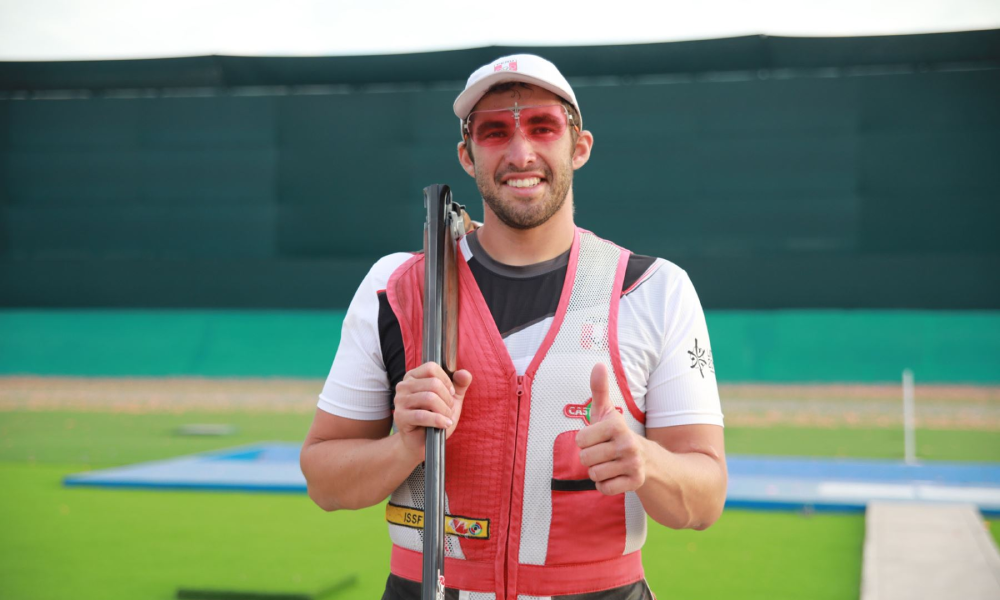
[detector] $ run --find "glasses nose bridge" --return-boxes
[504,124,536,163]
[509,103,523,137]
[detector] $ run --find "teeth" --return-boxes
[505,177,541,188]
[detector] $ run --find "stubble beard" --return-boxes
[477,157,573,230]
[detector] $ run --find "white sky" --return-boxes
[0,0,998,61]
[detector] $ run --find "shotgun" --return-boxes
[421,184,470,600]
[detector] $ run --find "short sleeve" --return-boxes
[318,253,412,420]
[643,269,724,429]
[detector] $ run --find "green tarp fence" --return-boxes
[2,31,998,310]
[2,31,998,91]
[1,310,997,383]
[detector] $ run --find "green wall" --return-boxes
[1,32,998,310]
[1,310,996,383]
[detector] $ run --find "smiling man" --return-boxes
[300,54,727,600]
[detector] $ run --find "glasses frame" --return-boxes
[462,102,579,146]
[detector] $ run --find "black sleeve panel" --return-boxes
[623,253,658,293]
[378,290,406,411]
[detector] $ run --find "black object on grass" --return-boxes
[176,574,357,600]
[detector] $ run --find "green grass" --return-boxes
[0,462,389,600]
[725,426,1000,462]
[2,409,997,600]
[0,410,315,467]
[648,510,865,600]
[3,410,997,468]
[1,461,864,600]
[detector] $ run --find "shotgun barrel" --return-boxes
[421,184,460,600]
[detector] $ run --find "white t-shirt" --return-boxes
[319,235,723,429]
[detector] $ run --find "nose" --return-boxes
[503,127,537,168]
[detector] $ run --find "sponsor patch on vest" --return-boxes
[580,317,609,349]
[563,398,623,425]
[385,503,490,539]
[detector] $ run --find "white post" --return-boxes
[902,369,916,465]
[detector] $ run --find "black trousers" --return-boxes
[381,573,655,600]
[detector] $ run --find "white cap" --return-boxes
[453,54,581,126]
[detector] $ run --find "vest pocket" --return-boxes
[545,431,627,565]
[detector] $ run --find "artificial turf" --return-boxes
[1,409,997,600]
[2,410,997,469]
[1,461,865,600]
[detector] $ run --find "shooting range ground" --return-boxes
[1,373,998,600]
[1,308,999,598]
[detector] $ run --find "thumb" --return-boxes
[590,363,615,421]
[452,369,473,399]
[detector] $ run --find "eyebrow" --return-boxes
[474,118,509,129]
[524,113,559,123]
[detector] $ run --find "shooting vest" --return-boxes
[384,229,648,600]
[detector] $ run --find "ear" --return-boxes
[457,140,476,178]
[571,130,594,170]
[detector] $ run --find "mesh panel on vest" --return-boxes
[388,464,465,559]
[518,232,647,566]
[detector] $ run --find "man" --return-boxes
[301,54,727,600]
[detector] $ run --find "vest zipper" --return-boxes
[504,375,525,600]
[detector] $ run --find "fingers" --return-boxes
[397,376,456,412]
[581,439,646,496]
[582,443,641,481]
[590,363,614,422]
[575,417,615,449]
[578,440,617,468]
[595,475,639,496]
[403,361,456,395]
[576,369,646,496]
[403,408,453,431]
[395,363,472,437]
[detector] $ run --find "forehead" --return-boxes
[471,83,563,113]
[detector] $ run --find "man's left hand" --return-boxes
[576,363,647,495]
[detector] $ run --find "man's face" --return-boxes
[460,85,582,230]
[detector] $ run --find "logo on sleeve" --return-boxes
[564,398,623,425]
[688,338,715,378]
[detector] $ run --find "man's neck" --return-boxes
[475,197,576,267]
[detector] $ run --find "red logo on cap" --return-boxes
[494,60,518,72]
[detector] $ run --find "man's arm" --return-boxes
[577,364,727,530]
[300,412,409,512]
[636,424,726,530]
[300,363,472,512]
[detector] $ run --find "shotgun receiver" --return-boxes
[421,184,471,600]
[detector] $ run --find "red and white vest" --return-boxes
[384,229,648,600]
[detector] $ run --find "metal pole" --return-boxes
[902,368,916,465]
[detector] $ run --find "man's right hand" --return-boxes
[393,362,472,462]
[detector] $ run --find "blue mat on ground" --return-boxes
[63,443,1000,515]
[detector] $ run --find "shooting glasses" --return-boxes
[463,103,578,147]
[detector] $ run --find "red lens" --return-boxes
[467,105,569,147]
[468,109,516,147]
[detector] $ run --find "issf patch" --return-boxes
[385,503,489,539]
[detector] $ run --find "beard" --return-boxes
[476,155,573,230]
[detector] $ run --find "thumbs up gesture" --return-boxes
[575,363,647,495]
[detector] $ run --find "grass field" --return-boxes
[1,379,998,600]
